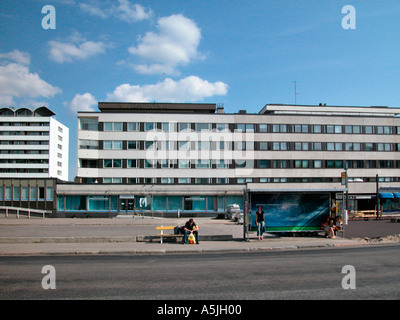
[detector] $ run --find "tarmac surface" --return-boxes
[0,214,399,256]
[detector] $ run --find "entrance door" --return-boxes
[120,197,135,214]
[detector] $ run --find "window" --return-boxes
[144,159,156,168]
[216,123,229,132]
[314,160,322,168]
[295,160,309,168]
[344,126,352,134]
[127,160,137,168]
[104,159,122,168]
[79,140,99,150]
[127,122,138,131]
[259,160,270,168]
[326,143,334,151]
[196,123,211,132]
[46,187,53,201]
[326,126,334,134]
[313,125,322,133]
[178,123,190,132]
[144,122,155,131]
[104,178,122,184]
[364,126,373,134]
[161,122,174,132]
[104,141,122,150]
[294,124,308,133]
[104,122,122,131]
[313,142,322,151]
[198,141,211,150]
[236,124,245,132]
[178,178,190,184]
[327,143,342,151]
[327,160,343,168]
[335,126,342,134]
[178,141,190,151]
[195,178,210,184]
[216,160,229,168]
[178,160,190,168]
[145,141,157,150]
[161,178,174,184]
[352,126,361,134]
[259,142,268,150]
[258,124,267,133]
[127,141,138,150]
[277,142,288,150]
[80,118,98,131]
[196,160,210,168]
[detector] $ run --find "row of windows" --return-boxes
[0,169,49,173]
[81,176,400,185]
[80,139,400,152]
[0,122,50,127]
[0,141,49,145]
[0,150,49,155]
[80,118,400,135]
[80,159,400,169]
[0,186,53,201]
[0,131,49,136]
[0,159,49,164]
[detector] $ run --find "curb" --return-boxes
[0,242,386,257]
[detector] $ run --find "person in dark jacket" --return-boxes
[256,206,265,240]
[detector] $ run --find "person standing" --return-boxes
[256,205,265,240]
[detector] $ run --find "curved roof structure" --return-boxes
[0,106,56,117]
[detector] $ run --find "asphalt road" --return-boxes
[0,245,399,300]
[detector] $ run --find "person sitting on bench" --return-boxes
[182,218,199,244]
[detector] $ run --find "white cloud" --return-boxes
[0,52,61,107]
[79,0,152,22]
[128,14,202,75]
[116,0,152,23]
[68,93,98,113]
[106,76,228,103]
[49,33,107,63]
[79,2,108,18]
[0,49,30,65]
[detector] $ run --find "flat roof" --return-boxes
[259,104,400,117]
[98,102,216,114]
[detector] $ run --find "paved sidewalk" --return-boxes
[0,216,390,256]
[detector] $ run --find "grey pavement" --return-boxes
[0,214,397,256]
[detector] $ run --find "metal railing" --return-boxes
[0,206,52,219]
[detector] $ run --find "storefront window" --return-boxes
[184,196,206,211]
[136,196,151,211]
[88,196,109,211]
[153,196,167,211]
[168,196,182,212]
[65,195,86,211]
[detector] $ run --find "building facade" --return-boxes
[54,102,400,218]
[0,106,69,181]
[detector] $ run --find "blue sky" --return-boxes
[1,0,400,180]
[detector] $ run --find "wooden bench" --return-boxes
[156,226,182,244]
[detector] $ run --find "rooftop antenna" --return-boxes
[292,81,298,105]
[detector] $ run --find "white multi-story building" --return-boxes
[59,102,400,222]
[0,106,69,181]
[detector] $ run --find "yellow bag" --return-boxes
[187,233,196,244]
